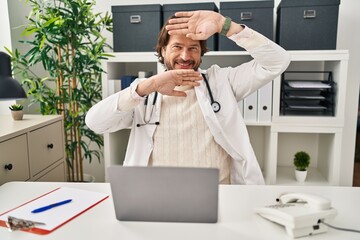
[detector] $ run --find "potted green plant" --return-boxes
[293,151,311,182]
[9,103,24,120]
[7,0,112,182]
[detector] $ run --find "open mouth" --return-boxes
[175,60,194,69]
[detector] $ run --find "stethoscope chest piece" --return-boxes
[212,101,221,113]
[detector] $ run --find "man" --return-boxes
[85,11,290,184]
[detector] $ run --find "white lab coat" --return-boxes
[86,33,290,185]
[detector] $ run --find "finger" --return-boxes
[182,81,201,87]
[168,18,189,25]
[186,32,208,41]
[181,76,203,81]
[167,29,189,36]
[174,11,194,18]
[166,22,188,30]
[169,90,187,97]
[175,69,198,75]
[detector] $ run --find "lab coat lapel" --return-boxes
[194,80,245,162]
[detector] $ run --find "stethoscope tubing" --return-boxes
[137,73,221,127]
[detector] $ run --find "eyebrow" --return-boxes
[171,42,200,48]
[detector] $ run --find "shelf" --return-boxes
[101,50,353,186]
[276,166,329,186]
[104,50,349,60]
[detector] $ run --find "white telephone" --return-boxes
[254,193,337,238]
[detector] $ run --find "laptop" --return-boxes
[108,166,219,223]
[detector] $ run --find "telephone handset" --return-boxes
[254,193,337,238]
[278,192,331,210]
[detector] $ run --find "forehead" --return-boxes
[167,34,201,47]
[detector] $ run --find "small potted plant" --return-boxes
[293,151,311,182]
[9,103,24,120]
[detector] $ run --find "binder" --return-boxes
[0,187,109,235]
[243,91,258,122]
[257,82,273,122]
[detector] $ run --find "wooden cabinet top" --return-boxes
[0,114,63,142]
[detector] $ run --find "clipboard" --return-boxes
[0,187,109,235]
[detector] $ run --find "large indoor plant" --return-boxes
[7,0,112,181]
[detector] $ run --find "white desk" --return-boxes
[0,182,359,240]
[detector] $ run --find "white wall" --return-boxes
[0,0,15,114]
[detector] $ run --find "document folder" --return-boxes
[243,91,258,122]
[0,187,109,235]
[258,82,273,122]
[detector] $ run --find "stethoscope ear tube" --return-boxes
[201,73,221,113]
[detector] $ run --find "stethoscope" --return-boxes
[136,73,221,127]
[201,73,221,113]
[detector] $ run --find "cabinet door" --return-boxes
[0,135,30,185]
[34,162,66,182]
[28,121,64,177]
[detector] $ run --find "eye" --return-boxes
[190,46,199,52]
[172,45,182,50]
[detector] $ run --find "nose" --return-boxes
[180,49,190,61]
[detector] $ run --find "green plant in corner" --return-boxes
[293,151,311,171]
[7,0,112,181]
[9,103,24,111]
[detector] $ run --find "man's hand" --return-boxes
[165,11,225,40]
[136,69,203,97]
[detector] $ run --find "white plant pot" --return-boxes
[83,173,96,183]
[67,173,95,182]
[295,170,308,182]
[11,110,24,120]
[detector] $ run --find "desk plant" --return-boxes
[9,103,24,120]
[7,0,112,181]
[293,151,311,182]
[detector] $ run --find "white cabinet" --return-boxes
[0,114,66,185]
[101,50,353,186]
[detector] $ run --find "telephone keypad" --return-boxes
[266,203,295,209]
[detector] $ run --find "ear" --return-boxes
[161,47,166,57]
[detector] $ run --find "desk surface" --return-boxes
[0,182,359,240]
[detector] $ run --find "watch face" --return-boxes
[212,102,221,113]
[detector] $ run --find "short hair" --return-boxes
[155,15,208,64]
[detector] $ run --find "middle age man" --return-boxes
[85,10,291,184]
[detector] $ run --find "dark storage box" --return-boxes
[276,0,340,50]
[162,3,219,51]
[112,5,162,52]
[219,0,274,51]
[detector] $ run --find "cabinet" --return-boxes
[0,114,66,185]
[101,50,353,186]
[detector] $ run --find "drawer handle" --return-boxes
[304,10,316,19]
[4,163,13,171]
[240,12,253,21]
[130,15,141,24]
[47,143,54,149]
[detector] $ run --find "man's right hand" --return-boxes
[136,69,203,97]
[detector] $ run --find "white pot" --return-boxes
[83,173,96,183]
[11,110,24,120]
[295,170,308,182]
[67,173,96,182]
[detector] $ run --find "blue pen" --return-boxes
[31,199,72,213]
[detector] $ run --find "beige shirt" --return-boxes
[148,87,231,184]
